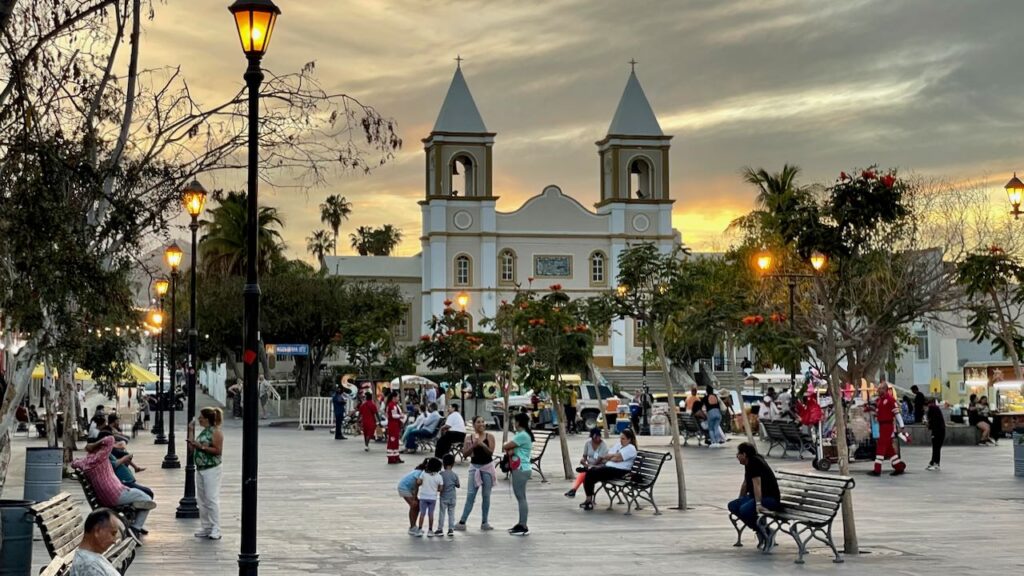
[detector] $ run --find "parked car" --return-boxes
[490,375,629,430]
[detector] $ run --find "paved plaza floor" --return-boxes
[5,415,1022,575]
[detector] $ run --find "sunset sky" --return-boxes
[145,0,1024,259]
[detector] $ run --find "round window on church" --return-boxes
[453,210,473,230]
[632,214,651,233]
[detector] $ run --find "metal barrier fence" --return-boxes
[298,396,334,429]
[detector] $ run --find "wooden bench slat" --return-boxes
[30,493,74,514]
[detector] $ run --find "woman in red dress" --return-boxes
[385,391,404,464]
[358,391,379,452]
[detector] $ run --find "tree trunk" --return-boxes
[501,367,511,444]
[0,0,18,36]
[551,389,574,480]
[43,360,58,448]
[831,366,859,554]
[0,340,37,492]
[61,367,78,464]
[651,328,688,510]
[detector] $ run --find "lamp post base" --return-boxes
[154,434,168,445]
[161,454,181,469]
[176,497,200,519]
[238,552,259,576]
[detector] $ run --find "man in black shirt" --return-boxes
[926,397,946,471]
[728,442,782,549]
[911,385,927,425]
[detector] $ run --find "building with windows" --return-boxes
[324,64,682,368]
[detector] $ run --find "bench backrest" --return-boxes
[30,493,84,559]
[630,450,672,487]
[762,420,786,441]
[775,470,855,522]
[678,413,701,432]
[531,431,553,461]
[40,554,73,576]
[70,471,103,510]
[779,421,805,440]
[105,534,139,572]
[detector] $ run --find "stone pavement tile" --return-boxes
[5,420,1022,575]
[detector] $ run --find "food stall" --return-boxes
[992,380,1024,437]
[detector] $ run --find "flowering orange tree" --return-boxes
[487,283,609,478]
[416,299,500,403]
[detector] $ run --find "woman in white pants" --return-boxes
[188,406,224,540]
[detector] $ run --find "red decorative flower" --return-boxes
[517,345,534,355]
[988,245,1004,254]
[754,315,764,324]
[840,171,848,181]
[881,174,895,188]
[443,299,453,307]
[501,299,508,306]
[862,170,876,180]
[549,284,562,291]
[527,276,535,283]
[420,335,431,342]
[519,303,529,310]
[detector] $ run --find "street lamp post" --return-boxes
[755,249,827,392]
[152,278,168,444]
[228,2,280,574]
[177,180,207,519]
[163,243,184,469]
[1005,173,1024,220]
[153,278,170,444]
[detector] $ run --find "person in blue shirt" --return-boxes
[503,412,534,535]
[397,459,430,535]
[332,387,348,440]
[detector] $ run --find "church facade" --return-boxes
[325,65,681,369]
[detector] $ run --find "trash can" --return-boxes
[0,500,33,576]
[23,447,62,503]
[1013,429,1024,478]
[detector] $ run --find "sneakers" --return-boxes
[427,530,437,538]
[447,529,454,537]
[194,530,211,538]
[407,527,417,536]
[564,489,576,498]
[413,527,424,537]
[926,464,940,471]
[480,523,494,531]
[132,500,157,511]
[453,522,467,531]
[509,525,530,536]
[207,532,222,540]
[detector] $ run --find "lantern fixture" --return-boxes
[810,251,827,272]
[155,277,170,297]
[1005,173,1024,220]
[456,292,469,310]
[183,180,208,219]
[228,0,281,57]
[165,243,184,272]
[755,250,773,273]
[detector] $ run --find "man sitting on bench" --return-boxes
[404,403,441,453]
[727,442,781,549]
[70,508,124,576]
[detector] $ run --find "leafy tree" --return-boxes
[319,194,352,255]
[957,247,1024,378]
[199,190,285,277]
[306,229,335,270]
[612,243,690,509]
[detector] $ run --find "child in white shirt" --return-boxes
[415,457,444,536]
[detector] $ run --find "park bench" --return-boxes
[529,430,555,482]
[729,470,855,564]
[763,420,814,459]
[70,471,139,529]
[597,449,672,515]
[40,554,72,576]
[30,492,139,574]
[677,412,707,446]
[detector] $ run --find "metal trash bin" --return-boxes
[0,500,33,576]
[1014,429,1024,478]
[23,447,62,503]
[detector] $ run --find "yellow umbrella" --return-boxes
[121,363,159,384]
[31,365,93,381]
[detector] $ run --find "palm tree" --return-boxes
[319,195,352,255]
[349,225,374,256]
[728,164,810,242]
[371,224,403,256]
[306,229,335,270]
[199,191,285,276]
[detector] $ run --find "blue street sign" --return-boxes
[267,344,309,356]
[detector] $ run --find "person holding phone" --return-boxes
[187,407,224,540]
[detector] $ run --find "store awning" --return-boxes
[31,365,93,381]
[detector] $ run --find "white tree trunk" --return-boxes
[0,340,38,493]
[652,329,688,510]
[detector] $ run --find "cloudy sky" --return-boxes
[144,0,1024,259]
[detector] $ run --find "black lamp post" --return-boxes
[228,1,280,574]
[176,180,207,519]
[163,243,184,469]
[153,278,170,444]
[755,250,827,391]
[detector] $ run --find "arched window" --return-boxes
[449,153,476,197]
[629,156,653,200]
[454,254,472,286]
[590,251,607,286]
[499,249,516,284]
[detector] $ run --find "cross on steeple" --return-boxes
[629,58,638,72]
[455,54,464,69]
